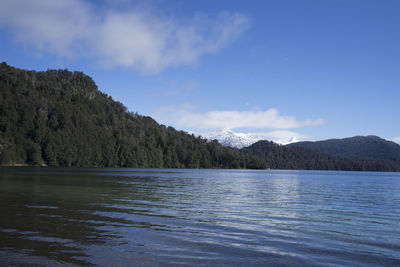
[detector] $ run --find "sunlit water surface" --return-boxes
[0,168,399,266]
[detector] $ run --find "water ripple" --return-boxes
[0,168,400,266]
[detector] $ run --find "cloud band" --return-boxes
[0,0,250,73]
[153,105,324,130]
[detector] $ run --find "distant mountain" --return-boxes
[200,129,264,149]
[242,140,400,172]
[290,136,400,164]
[200,129,301,149]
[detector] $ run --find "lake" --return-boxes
[0,168,399,266]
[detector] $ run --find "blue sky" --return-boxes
[1,0,399,143]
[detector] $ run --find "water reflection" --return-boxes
[0,168,400,266]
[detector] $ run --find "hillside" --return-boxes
[1,62,399,172]
[242,140,400,172]
[290,136,400,164]
[0,62,267,169]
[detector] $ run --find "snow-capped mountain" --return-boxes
[200,129,262,149]
[199,129,305,149]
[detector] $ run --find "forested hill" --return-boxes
[0,62,267,169]
[241,140,400,172]
[290,136,400,164]
[1,62,398,172]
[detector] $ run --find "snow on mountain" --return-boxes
[199,129,304,149]
[200,129,260,149]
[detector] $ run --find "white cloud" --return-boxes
[152,105,324,130]
[0,0,94,58]
[390,137,400,144]
[0,0,249,73]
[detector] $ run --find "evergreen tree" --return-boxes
[0,63,266,169]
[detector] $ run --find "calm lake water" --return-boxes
[0,168,399,266]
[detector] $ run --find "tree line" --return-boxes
[0,62,267,169]
[241,140,400,172]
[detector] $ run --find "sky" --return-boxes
[0,0,399,144]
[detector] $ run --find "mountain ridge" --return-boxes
[199,129,300,148]
[290,135,400,164]
[242,140,400,172]
[200,129,264,149]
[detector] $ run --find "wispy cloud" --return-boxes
[152,105,324,130]
[147,79,199,97]
[0,0,94,58]
[0,0,250,73]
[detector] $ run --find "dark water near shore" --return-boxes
[0,168,399,266]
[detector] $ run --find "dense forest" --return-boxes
[1,62,399,172]
[0,62,267,169]
[242,140,400,172]
[290,136,400,164]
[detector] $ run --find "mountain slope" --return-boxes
[290,136,400,164]
[0,62,267,169]
[242,140,400,172]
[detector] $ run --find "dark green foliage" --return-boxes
[242,140,400,172]
[290,136,400,164]
[0,62,266,169]
[2,62,398,172]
